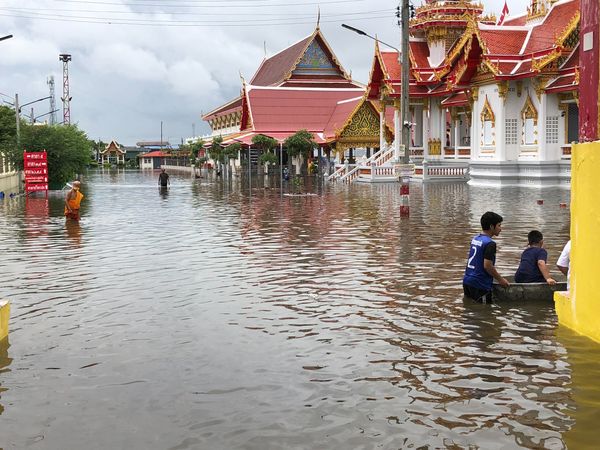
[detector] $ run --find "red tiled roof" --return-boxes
[323,97,363,139]
[560,45,579,70]
[546,73,577,92]
[250,35,312,86]
[202,97,243,121]
[410,42,430,68]
[479,29,528,55]
[441,91,469,107]
[244,86,364,134]
[224,131,326,145]
[502,14,527,26]
[140,151,170,158]
[523,0,579,54]
[381,51,401,79]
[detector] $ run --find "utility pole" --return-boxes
[398,0,412,216]
[401,0,410,164]
[47,76,57,125]
[59,54,72,125]
[14,93,20,149]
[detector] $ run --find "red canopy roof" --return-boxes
[141,151,170,158]
[243,85,364,134]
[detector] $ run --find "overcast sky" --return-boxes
[0,0,519,146]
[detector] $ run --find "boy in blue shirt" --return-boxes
[514,230,556,285]
[463,211,510,303]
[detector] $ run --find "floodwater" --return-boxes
[1,169,599,449]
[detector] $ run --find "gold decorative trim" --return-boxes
[480,95,495,123]
[497,81,509,101]
[516,80,523,97]
[521,93,538,125]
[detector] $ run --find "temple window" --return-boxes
[505,118,518,145]
[546,116,559,144]
[521,94,538,145]
[480,96,495,146]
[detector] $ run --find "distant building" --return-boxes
[139,150,171,170]
[99,140,126,165]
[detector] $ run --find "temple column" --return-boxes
[496,95,506,161]
[380,109,386,151]
[394,98,401,161]
[423,105,430,159]
[538,91,548,160]
[454,112,460,159]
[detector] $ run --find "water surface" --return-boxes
[1,169,598,449]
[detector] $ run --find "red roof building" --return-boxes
[203,25,363,140]
[364,0,580,185]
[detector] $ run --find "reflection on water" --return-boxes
[0,169,597,449]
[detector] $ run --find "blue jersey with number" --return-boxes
[463,234,495,291]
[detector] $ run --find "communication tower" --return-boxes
[47,75,57,125]
[59,54,72,125]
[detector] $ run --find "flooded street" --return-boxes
[1,169,599,449]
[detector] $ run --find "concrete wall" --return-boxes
[0,171,22,195]
[555,142,600,343]
[472,80,566,164]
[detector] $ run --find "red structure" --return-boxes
[24,151,49,193]
[579,0,599,141]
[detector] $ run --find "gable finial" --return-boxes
[263,40,267,58]
[317,6,321,29]
[239,71,246,85]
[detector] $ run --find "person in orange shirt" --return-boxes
[64,180,84,221]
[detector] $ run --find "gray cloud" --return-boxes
[0,0,511,145]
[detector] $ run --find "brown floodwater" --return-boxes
[1,168,599,449]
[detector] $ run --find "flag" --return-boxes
[497,1,509,25]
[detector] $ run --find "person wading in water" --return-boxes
[158,168,170,188]
[64,180,84,221]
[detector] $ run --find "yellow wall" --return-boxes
[0,300,9,341]
[555,142,600,343]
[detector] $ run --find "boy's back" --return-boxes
[515,247,548,283]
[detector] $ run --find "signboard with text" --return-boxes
[24,151,49,193]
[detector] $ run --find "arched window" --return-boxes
[480,96,495,146]
[521,94,538,145]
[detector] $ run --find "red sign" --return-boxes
[24,151,49,193]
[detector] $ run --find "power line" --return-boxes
[0,6,393,18]
[54,0,370,8]
[0,11,393,27]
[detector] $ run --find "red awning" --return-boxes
[222,131,327,146]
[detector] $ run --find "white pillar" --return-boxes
[454,116,460,158]
[538,92,547,160]
[394,100,401,161]
[380,109,386,151]
[496,94,506,161]
[471,100,478,160]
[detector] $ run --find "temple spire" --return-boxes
[316,7,321,29]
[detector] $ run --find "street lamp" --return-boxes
[342,15,412,216]
[341,22,410,165]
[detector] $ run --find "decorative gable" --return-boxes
[293,40,337,76]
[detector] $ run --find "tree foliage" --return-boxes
[251,134,277,153]
[0,105,91,187]
[284,129,316,157]
[209,135,224,163]
[259,151,278,165]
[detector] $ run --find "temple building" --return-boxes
[365,0,580,185]
[202,0,580,185]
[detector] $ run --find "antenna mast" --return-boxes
[59,53,72,125]
[47,75,57,125]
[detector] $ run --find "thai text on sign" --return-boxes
[24,151,49,192]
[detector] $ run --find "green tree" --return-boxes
[209,135,224,169]
[0,106,18,160]
[284,129,316,175]
[13,124,90,188]
[251,134,277,174]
